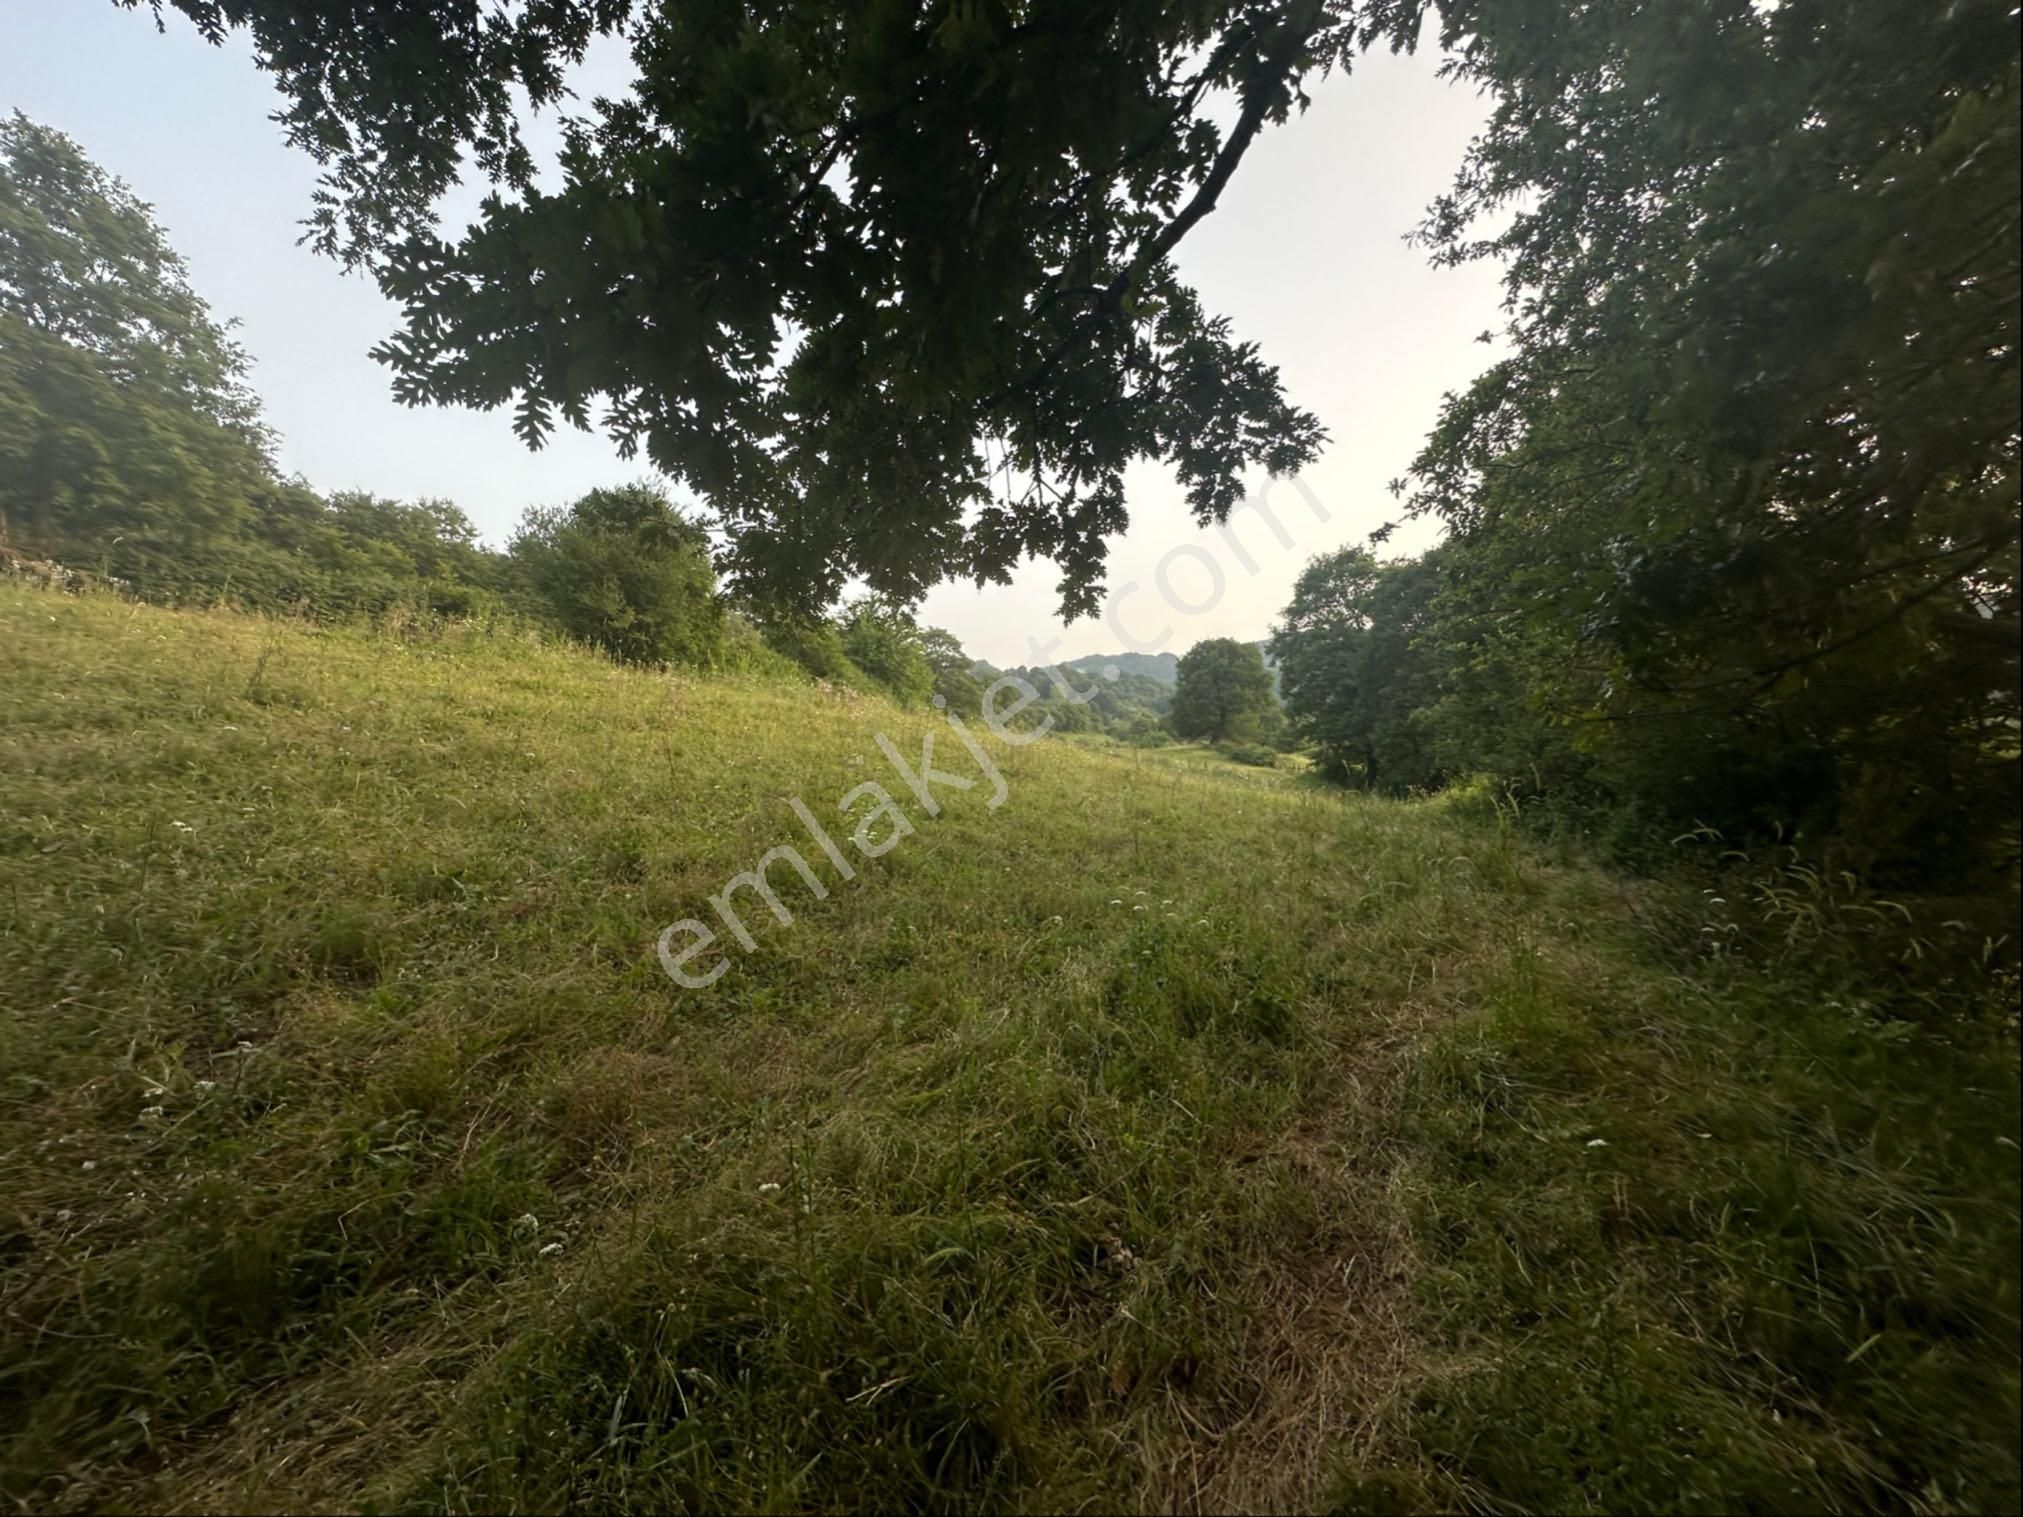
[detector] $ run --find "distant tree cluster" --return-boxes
[976,660,1177,739]
[1,113,505,618]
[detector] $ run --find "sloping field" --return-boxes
[3,586,2016,1513]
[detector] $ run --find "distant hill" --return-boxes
[976,640,1278,701]
[1062,650,1180,687]
[1068,641,1281,697]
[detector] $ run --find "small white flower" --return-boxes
[757,1182,781,1194]
[1109,899,1123,906]
[170,821,193,832]
[538,1241,565,1256]
[1585,1138,1609,1148]
[81,1160,97,1170]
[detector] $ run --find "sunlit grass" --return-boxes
[2,586,2015,1513]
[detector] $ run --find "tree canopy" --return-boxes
[0,110,272,553]
[122,0,1384,615]
[1170,636,1276,743]
[1258,0,2019,881]
[1271,545,1441,791]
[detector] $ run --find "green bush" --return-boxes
[1119,714,1172,748]
[836,596,935,706]
[1222,743,1279,769]
[758,616,881,692]
[509,484,724,668]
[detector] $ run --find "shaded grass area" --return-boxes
[1,587,2016,1513]
[1336,908,2020,1514]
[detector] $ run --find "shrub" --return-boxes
[758,616,881,692]
[509,484,723,667]
[836,597,935,706]
[1222,743,1279,769]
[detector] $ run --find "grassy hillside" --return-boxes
[2,586,2016,1514]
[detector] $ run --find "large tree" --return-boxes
[1170,635,1276,742]
[1272,544,1443,791]
[122,0,1371,616]
[0,111,272,555]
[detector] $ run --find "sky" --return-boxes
[2,4,1508,668]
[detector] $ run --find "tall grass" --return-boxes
[2,585,2015,1512]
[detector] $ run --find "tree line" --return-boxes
[2,107,1255,740]
[0,115,966,708]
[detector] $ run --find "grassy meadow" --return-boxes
[2,584,2017,1513]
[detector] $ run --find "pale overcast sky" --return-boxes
[3,4,1506,667]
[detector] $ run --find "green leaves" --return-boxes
[135,0,1348,616]
[1271,547,1443,792]
[1386,0,2021,882]
[509,483,726,667]
[1170,637,1276,744]
[0,114,273,557]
